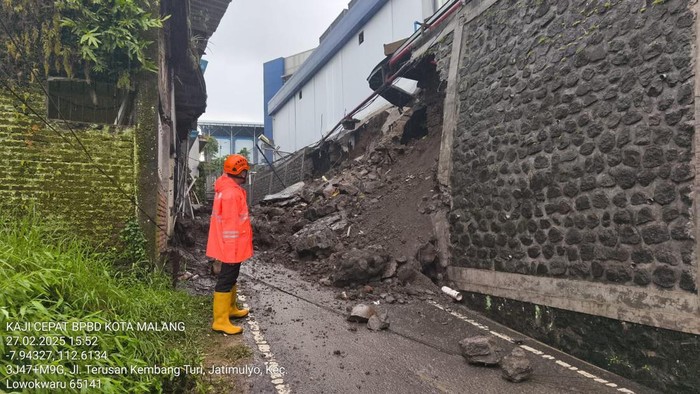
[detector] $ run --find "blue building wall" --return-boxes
[263,57,285,142]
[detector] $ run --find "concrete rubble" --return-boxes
[167,102,455,316]
[347,303,390,331]
[347,303,377,323]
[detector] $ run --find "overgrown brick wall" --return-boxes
[0,88,136,243]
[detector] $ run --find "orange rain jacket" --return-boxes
[206,175,253,264]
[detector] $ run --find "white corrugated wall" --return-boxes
[271,0,434,154]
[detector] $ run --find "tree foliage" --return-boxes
[238,147,251,162]
[1,0,166,88]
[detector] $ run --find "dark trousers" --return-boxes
[214,263,241,292]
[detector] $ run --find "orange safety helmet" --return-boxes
[223,154,250,176]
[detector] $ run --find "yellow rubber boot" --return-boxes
[230,285,249,319]
[212,292,243,335]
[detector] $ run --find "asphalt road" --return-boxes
[235,260,656,394]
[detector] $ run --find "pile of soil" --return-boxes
[249,100,449,298]
[170,93,449,304]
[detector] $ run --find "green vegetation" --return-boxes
[113,219,149,269]
[1,0,166,87]
[606,353,633,369]
[195,135,223,202]
[0,102,137,246]
[237,147,251,162]
[225,344,253,362]
[193,136,253,203]
[0,216,211,393]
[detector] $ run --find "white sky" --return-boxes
[200,0,350,123]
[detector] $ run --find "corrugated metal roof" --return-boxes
[190,0,232,53]
[267,0,389,115]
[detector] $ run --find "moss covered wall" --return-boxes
[0,88,136,243]
[134,75,162,259]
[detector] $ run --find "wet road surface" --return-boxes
[237,260,656,394]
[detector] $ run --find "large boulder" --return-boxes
[501,348,533,382]
[459,336,503,366]
[291,225,338,259]
[331,246,390,286]
[304,203,337,221]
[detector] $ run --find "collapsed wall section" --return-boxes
[446,0,699,391]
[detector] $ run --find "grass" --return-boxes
[0,216,212,393]
[225,344,253,362]
[196,337,253,394]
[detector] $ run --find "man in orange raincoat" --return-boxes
[206,154,253,335]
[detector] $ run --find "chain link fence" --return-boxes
[247,149,311,205]
[203,148,312,206]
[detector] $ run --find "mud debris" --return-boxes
[245,103,450,300]
[170,100,449,304]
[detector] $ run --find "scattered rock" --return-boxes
[264,207,286,218]
[382,259,398,279]
[405,287,420,296]
[347,303,377,322]
[411,271,440,291]
[367,312,390,331]
[304,203,337,221]
[501,348,533,383]
[337,181,361,196]
[177,271,194,281]
[459,336,503,366]
[323,184,339,198]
